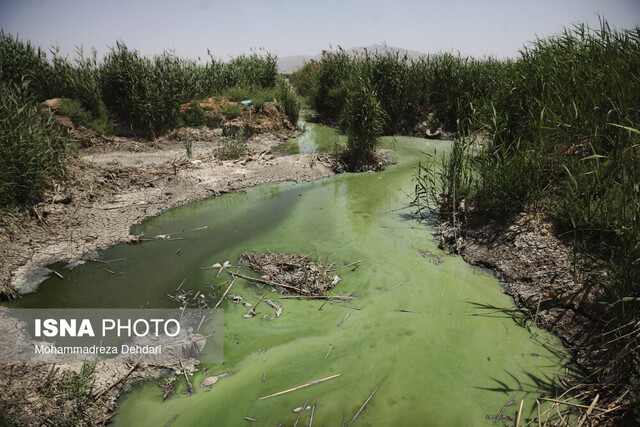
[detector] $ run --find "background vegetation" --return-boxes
[410,22,640,419]
[0,32,294,209]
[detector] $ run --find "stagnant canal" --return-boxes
[10,126,570,425]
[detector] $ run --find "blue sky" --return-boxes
[1,0,639,60]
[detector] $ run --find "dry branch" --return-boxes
[257,374,341,400]
[348,378,384,425]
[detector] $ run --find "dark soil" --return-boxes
[438,213,636,425]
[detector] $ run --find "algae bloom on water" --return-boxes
[13,133,571,426]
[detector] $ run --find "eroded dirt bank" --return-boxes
[439,214,634,424]
[0,129,334,298]
[0,127,336,425]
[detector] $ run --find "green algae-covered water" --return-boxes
[275,120,344,154]
[10,130,570,426]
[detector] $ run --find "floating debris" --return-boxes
[263,300,282,320]
[257,374,341,400]
[420,249,443,265]
[200,260,233,277]
[200,372,232,388]
[237,251,361,295]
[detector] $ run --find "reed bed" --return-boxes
[0,33,297,208]
[411,21,640,421]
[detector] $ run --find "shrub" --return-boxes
[277,79,301,124]
[183,106,207,126]
[221,104,242,120]
[0,81,68,207]
[57,98,114,136]
[215,135,246,160]
[0,31,53,100]
[343,76,387,170]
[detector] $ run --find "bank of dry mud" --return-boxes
[439,214,634,425]
[0,126,337,425]
[0,129,335,299]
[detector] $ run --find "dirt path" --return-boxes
[0,129,335,298]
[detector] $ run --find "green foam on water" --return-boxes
[9,130,571,426]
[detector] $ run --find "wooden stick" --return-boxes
[253,291,269,311]
[176,278,186,290]
[536,399,542,427]
[213,276,237,309]
[538,397,609,412]
[385,281,407,292]
[231,272,309,295]
[257,374,341,400]
[179,357,194,394]
[325,344,333,360]
[293,400,309,427]
[348,379,384,425]
[338,312,350,326]
[94,362,139,400]
[309,404,316,427]
[465,305,517,316]
[326,259,366,272]
[52,270,64,279]
[577,394,599,427]
[495,387,520,424]
[274,295,357,301]
[516,399,524,427]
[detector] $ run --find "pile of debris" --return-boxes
[237,251,354,295]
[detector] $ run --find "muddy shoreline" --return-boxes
[1,129,335,298]
[0,126,339,424]
[438,214,633,424]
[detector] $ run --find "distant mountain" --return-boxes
[278,45,426,74]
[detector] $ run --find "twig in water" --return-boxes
[293,400,309,427]
[274,295,357,301]
[348,378,385,425]
[309,404,316,427]
[179,357,194,394]
[495,387,521,424]
[384,281,407,292]
[465,305,517,317]
[52,270,64,279]
[213,276,238,309]
[257,374,341,400]
[232,272,308,295]
[177,278,186,291]
[338,312,350,326]
[244,417,259,422]
[326,259,366,272]
[516,399,524,427]
[325,344,333,360]
[252,291,269,311]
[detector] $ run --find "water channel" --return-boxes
[9,126,570,426]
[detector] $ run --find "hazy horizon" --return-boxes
[1,0,639,62]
